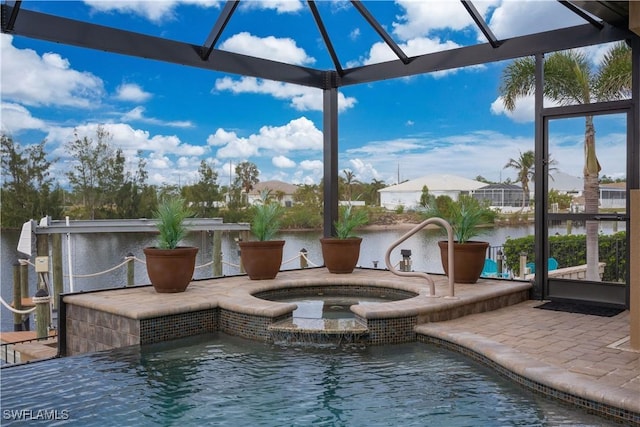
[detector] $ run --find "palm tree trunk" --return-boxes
[583,116,600,281]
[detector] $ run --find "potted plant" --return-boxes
[143,196,198,293]
[320,205,369,274]
[428,195,494,284]
[239,191,285,280]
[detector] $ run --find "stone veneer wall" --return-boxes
[65,305,218,355]
[65,304,140,356]
[219,310,290,341]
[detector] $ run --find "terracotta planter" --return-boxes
[239,240,285,280]
[143,246,198,293]
[320,237,362,274]
[437,240,489,284]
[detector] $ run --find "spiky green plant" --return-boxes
[424,195,495,243]
[154,196,193,249]
[333,205,368,239]
[250,191,283,241]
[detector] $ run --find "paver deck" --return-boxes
[416,300,639,420]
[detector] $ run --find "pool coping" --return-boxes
[416,324,640,424]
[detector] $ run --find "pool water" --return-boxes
[0,333,617,426]
[283,296,391,320]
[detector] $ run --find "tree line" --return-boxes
[0,128,386,228]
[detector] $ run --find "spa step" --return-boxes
[269,318,369,345]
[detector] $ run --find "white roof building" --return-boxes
[378,174,486,211]
[247,180,298,207]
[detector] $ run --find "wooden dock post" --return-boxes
[52,233,63,309]
[126,252,135,286]
[239,230,249,274]
[19,261,29,304]
[33,288,50,339]
[213,231,222,277]
[12,262,23,331]
[299,248,308,269]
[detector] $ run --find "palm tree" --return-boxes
[499,42,631,281]
[504,150,535,209]
[342,169,357,201]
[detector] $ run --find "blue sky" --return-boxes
[0,0,628,189]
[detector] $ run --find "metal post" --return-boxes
[33,288,50,339]
[52,233,63,310]
[239,230,249,274]
[12,262,23,331]
[519,252,528,279]
[400,249,412,272]
[18,260,29,331]
[213,231,222,277]
[126,252,135,286]
[497,250,503,277]
[299,248,308,269]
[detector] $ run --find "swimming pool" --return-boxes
[1,333,617,426]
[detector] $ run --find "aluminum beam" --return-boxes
[200,0,239,61]
[31,218,249,234]
[351,0,410,65]
[308,0,344,76]
[2,6,326,88]
[338,23,631,86]
[462,0,501,48]
[323,86,339,238]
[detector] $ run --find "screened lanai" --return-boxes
[1,1,639,338]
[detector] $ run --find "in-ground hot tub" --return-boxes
[252,282,420,345]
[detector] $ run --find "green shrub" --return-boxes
[503,232,626,281]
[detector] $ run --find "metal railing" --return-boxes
[384,218,455,298]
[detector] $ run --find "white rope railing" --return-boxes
[63,257,133,278]
[299,251,320,267]
[0,296,36,314]
[281,254,300,265]
[194,260,214,269]
[222,260,241,268]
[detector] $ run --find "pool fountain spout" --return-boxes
[384,218,455,298]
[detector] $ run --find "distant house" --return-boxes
[473,183,526,209]
[600,182,626,209]
[247,180,298,207]
[532,172,626,209]
[378,174,486,211]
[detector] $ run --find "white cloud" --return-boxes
[349,158,380,182]
[393,1,478,40]
[83,0,220,23]
[490,95,563,123]
[490,95,535,123]
[272,155,296,168]
[210,116,323,159]
[219,32,315,65]
[0,34,104,108]
[121,106,193,128]
[299,159,323,171]
[214,76,356,112]
[350,28,361,41]
[115,83,152,102]
[0,103,45,134]
[488,0,584,40]
[359,37,465,77]
[239,0,303,14]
